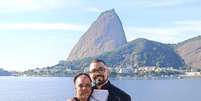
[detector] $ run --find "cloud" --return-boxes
[85,7,103,13]
[0,0,66,13]
[124,0,200,8]
[175,20,201,26]
[125,20,201,43]
[0,23,88,31]
[140,0,185,7]
[173,20,201,33]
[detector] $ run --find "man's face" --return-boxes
[89,62,109,86]
[75,75,92,100]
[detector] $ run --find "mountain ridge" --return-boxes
[65,9,200,70]
[176,35,201,69]
[21,9,201,76]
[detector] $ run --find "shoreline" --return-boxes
[1,75,201,80]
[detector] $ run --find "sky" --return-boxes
[0,0,201,71]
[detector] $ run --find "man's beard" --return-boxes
[93,75,106,86]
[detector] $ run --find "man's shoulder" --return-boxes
[108,82,131,100]
[109,83,129,95]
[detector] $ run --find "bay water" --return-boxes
[0,77,200,101]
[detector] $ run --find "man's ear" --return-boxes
[107,67,110,76]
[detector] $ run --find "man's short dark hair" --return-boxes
[73,73,92,84]
[91,59,107,65]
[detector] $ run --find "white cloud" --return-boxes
[175,20,201,26]
[0,0,198,13]
[173,20,201,33]
[85,7,103,13]
[125,0,199,8]
[0,23,88,31]
[0,0,66,13]
[125,20,201,43]
[141,0,184,7]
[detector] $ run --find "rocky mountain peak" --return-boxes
[67,9,127,61]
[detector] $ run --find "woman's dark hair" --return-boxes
[73,73,92,83]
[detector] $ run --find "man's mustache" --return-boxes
[94,75,104,80]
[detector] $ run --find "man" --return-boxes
[67,73,92,101]
[89,59,131,101]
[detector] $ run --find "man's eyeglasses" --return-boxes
[88,67,106,73]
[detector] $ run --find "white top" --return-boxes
[90,89,109,101]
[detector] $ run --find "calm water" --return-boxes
[0,77,201,101]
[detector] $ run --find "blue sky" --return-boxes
[0,0,201,71]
